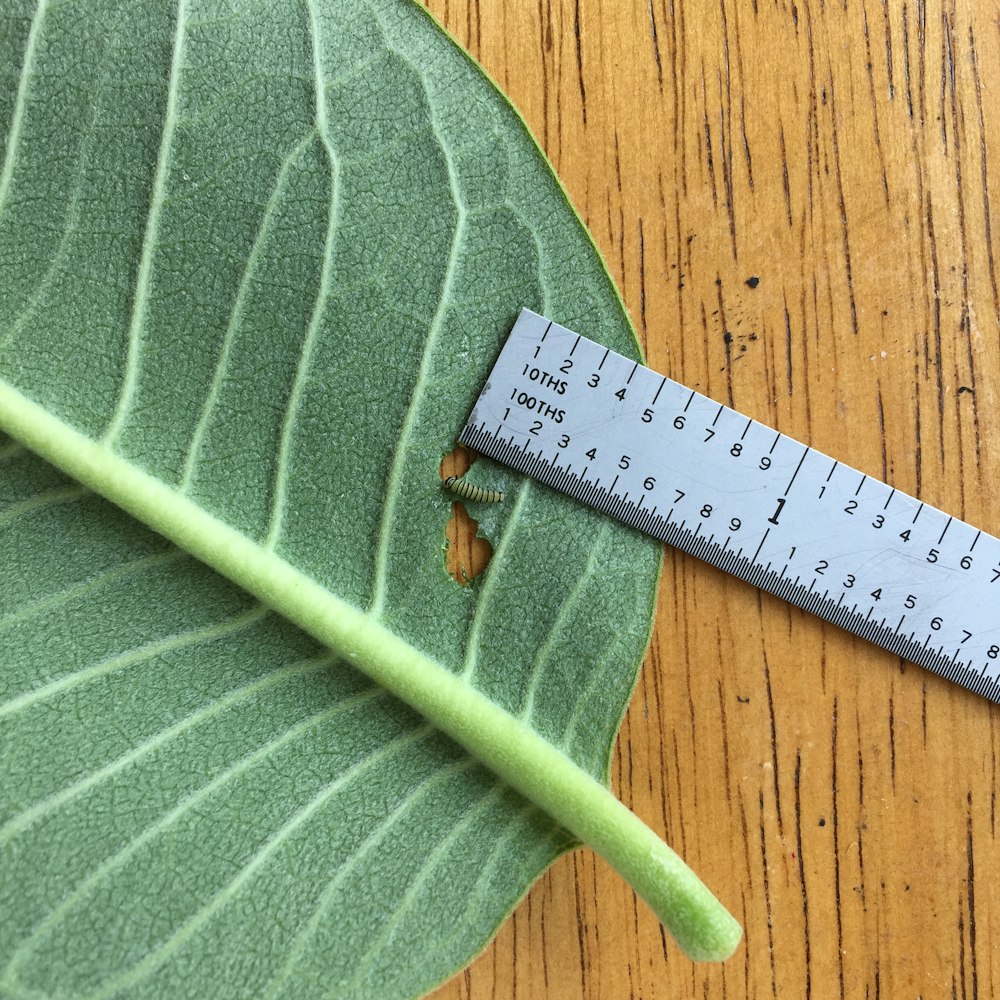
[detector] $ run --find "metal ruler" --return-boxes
[459,308,1000,704]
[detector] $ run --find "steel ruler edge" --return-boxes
[459,308,1000,705]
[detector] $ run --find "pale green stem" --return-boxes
[0,379,741,961]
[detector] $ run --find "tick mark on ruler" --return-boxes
[855,475,867,496]
[770,431,781,454]
[627,363,637,384]
[741,418,753,439]
[653,378,666,404]
[712,404,724,426]
[751,528,771,563]
[938,517,952,544]
[541,321,552,341]
[785,447,810,493]
[912,503,924,524]
[598,348,609,370]
[827,461,838,481]
[569,335,579,355]
[884,489,895,509]
[684,390,696,411]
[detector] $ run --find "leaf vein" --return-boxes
[0,483,87,530]
[258,755,479,1000]
[368,39,468,616]
[336,781,505,995]
[266,1,341,550]
[438,803,542,939]
[103,0,189,445]
[79,725,436,1000]
[0,440,25,461]
[559,625,634,757]
[4,688,388,988]
[0,0,47,220]
[0,652,336,843]
[520,524,610,723]
[0,604,267,719]
[0,55,112,354]
[0,549,183,632]
[180,130,317,492]
[461,484,530,681]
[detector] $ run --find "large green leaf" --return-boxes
[0,1,740,997]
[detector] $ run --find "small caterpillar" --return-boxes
[444,476,505,504]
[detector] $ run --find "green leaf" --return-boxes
[0,1,741,997]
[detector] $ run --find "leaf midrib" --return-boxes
[0,375,741,961]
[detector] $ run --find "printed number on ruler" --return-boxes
[459,308,1000,704]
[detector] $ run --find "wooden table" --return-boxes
[426,2,1000,997]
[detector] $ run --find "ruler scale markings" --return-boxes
[459,309,1000,704]
[751,528,771,564]
[784,447,810,493]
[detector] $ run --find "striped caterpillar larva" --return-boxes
[444,476,505,504]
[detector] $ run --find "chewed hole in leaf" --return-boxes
[445,501,494,585]
[439,443,475,483]
[440,444,493,585]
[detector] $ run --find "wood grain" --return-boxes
[423,2,1000,997]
